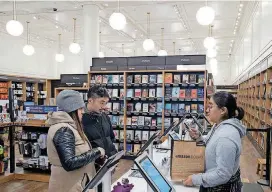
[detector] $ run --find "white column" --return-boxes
[83,4,99,72]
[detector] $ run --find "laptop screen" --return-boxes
[139,156,172,192]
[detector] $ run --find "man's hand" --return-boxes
[188,128,200,140]
[183,175,194,187]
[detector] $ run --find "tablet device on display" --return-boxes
[134,152,175,192]
[82,150,125,192]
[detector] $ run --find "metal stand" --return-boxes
[147,183,153,192]
[98,166,116,192]
[147,141,154,160]
[247,128,271,187]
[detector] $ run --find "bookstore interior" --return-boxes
[0,1,272,192]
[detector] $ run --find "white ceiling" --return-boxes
[0,1,250,62]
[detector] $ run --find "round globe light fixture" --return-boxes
[158,50,167,56]
[55,53,65,62]
[109,12,126,30]
[210,58,218,67]
[99,52,105,58]
[204,36,216,49]
[207,48,217,58]
[196,6,215,25]
[23,45,35,56]
[6,20,24,36]
[143,38,155,51]
[69,43,81,54]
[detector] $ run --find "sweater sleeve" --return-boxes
[53,127,101,172]
[191,137,237,187]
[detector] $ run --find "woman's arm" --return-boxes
[53,127,101,172]
[191,137,237,187]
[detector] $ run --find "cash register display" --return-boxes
[139,156,172,192]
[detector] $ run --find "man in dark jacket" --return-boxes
[82,85,117,166]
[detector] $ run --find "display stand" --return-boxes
[83,150,125,192]
[247,128,271,186]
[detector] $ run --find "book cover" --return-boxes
[132,116,138,125]
[134,75,141,84]
[144,117,152,126]
[112,116,119,126]
[119,75,124,83]
[126,144,133,154]
[107,89,113,97]
[142,75,149,83]
[157,117,162,127]
[142,89,148,98]
[149,75,157,83]
[126,117,132,125]
[179,89,186,98]
[127,75,133,84]
[102,75,108,84]
[152,119,157,127]
[134,144,141,154]
[156,87,163,97]
[165,87,172,98]
[185,105,191,113]
[135,102,142,112]
[157,103,163,112]
[135,131,142,142]
[157,74,163,83]
[135,89,142,98]
[172,87,180,98]
[165,103,172,113]
[142,131,149,141]
[120,130,124,141]
[165,73,173,83]
[185,89,191,99]
[113,130,119,140]
[113,103,120,111]
[178,104,185,114]
[191,104,198,113]
[119,143,124,151]
[182,74,189,83]
[121,102,125,112]
[106,103,112,111]
[191,89,197,99]
[112,89,119,97]
[197,88,204,98]
[108,75,113,83]
[198,74,205,84]
[95,75,102,84]
[127,89,134,97]
[120,89,125,99]
[189,74,197,84]
[172,104,179,113]
[149,89,156,97]
[174,74,181,84]
[143,103,149,112]
[138,116,145,126]
[127,103,133,112]
[126,130,134,142]
[149,131,156,139]
[90,76,95,84]
[149,103,156,113]
[164,118,171,127]
[119,116,124,126]
[113,75,120,83]
[198,104,204,113]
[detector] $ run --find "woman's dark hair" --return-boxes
[87,85,109,99]
[68,110,87,142]
[212,91,244,120]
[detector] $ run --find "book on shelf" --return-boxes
[189,74,197,84]
[126,130,134,142]
[165,73,173,84]
[174,75,181,84]
[135,89,141,98]
[149,75,157,84]
[120,130,124,142]
[134,75,141,84]
[142,75,149,83]
[127,75,133,84]
[142,89,148,98]
[134,144,141,154]
[120,75,124,84]
[198,74,205,84]
[135,131,142,142]
[126,144,133,154]
[142,131,149,141]
[182,74,189,83]
[157,74,163,83]
[149,89,156,97]
[135,102,141,112]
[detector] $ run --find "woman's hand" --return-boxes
[97,147,105,158]
[189,128,200,140]
[183,175,194,187]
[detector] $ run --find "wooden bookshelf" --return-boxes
[237,67,272,157]
[88,70,207,158]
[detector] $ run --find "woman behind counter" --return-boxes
[184,91,246,192]
[47,90,105,192]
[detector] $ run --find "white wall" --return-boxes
[0,31,57,79]
[231,1,272,84]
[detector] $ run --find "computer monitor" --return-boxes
[82,150,125,192]
[134,152,175,192]
[136,130,161,156]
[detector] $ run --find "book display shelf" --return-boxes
[88,69,207,158]
[237,64,272,157]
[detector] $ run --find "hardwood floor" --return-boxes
[0,136,271,192]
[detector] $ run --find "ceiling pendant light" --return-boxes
[23,21,35,56]
[207,48,217,58]
[204,25,216,49]
[69,18,81,54]
[109,0,126,30]
[6,0,23,36]
[196,4,215,26]
[158,28,167,56]
[55,34,64,62]
[143,12,154,51]
[98,31,104,58]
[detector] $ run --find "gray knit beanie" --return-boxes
[56,90,85,113]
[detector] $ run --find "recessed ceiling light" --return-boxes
[240,3,243,7]
[233,31,236,35]
[104,3,108,7]
[135,29,137,32]
[55,25,59,28]
[231,39,234,42]
[238,13,241,16]
[33,16,37,19]
[239,8,242,11]
[74,6,78,9]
